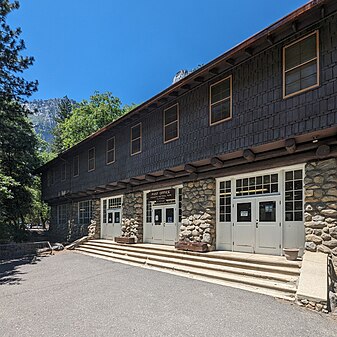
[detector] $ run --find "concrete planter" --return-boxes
[283,248,300,261]
[115,237,136,244]
[175,241,209,253]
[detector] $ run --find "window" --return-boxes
[209,76,232,125]
[283,31,319,98]
[284,169,303,221]
[108,197,122,209]
[236,174,278,196]
[61,162,66,181]
[178,188,182,223]
[88,147,95,172]
[219,180,231,222]
[48,169,55,186]
[164,104,179,143]
[131,123,142,155]
[78,200,92,225]
[106,137,115,164]
[146,194,152,223]
[73,155,79,177]
[57,204,68,225]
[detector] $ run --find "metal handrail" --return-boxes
[327,254,337,312]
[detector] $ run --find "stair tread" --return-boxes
[79,243,297,282]
[76,247,297,292]
[92,239,301,268]
[83,241,300,275]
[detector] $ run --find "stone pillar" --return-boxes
[121,191,143,243]
[91,198,101,239]
[179,178,216,250]
[304,158,337,256]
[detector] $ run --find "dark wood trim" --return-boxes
[184,164,197,173]
[243,149,256,162]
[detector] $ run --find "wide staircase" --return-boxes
[75,239,301,300]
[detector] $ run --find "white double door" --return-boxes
[233,196,281,255]
[103,209,122,239]
[152,205,177,245]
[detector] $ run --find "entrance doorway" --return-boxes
[152,205,177,245]
[233,196,281,255]
[105,209,122,239]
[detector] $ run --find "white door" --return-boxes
[152,206,177,245]
[233,201,255,253]
[106,209,122,239]
[255,198,281,255]
[152,208,164,244]
[233,197,281,255]
[163,206,176,245]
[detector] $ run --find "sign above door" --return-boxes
[148,188,176,203]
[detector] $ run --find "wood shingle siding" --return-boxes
[40,7,337,202]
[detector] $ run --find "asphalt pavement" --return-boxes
[0,251,336,337]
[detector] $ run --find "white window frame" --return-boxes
[130,123,142,156]
[209,75,232,126]
[88,147,95,172]
[163,103,179,143]
[106,137,116,165]
[283,30,319,99]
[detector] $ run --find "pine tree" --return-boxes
[0,1,40,241]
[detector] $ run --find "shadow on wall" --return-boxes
[0,255,43,285]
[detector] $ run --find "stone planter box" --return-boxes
[175,241,209,253]
[115,237,135,244]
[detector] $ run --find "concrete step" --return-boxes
[76,247,297,300]
[80,242,298,283]
[85,240,300,276]
[75,239,301,300]
[93,239,301,269]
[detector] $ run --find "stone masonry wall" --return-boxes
[179,178,216,250]
[49,198,100,243]
[304,158,337,260]
[121,191,143,243]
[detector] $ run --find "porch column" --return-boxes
[179,178,216,250]
[304,158,337,260]
[121,191,143,243]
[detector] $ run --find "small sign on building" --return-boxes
[148,188,176,203]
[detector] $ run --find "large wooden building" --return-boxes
[38,0,337,257]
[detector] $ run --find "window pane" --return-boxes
[165,121,178,142]
[164,106,178,125]
[285,33,316,70]
[211,99,230,124]
[107,138,115,151]
[211,78,230,104]
[166,208,174,223]
[107,149,115,163]
[132,138,141,154]
[73,156,79,176]
[259,201,276,222]
[237,203,251,222]
[132,124,141,140]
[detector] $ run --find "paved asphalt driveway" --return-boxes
[0,252,336,337]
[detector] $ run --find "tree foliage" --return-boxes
[57,91,137,149]
[0,1,41,242]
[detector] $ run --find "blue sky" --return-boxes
[9,0,307,105]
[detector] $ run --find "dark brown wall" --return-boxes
[42,15,337,201]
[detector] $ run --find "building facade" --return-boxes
[38,0,337,256]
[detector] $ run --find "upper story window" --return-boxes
[283,31,319,98]
[164,104,179,143]
[131,123,142,156]
[106,137,115,164]
[73,155,79,177]
[209,76,232,125]
[88,147,95,172]
[61,162,66,181]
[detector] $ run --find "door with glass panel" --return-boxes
[106,209,122,239]
[233,201,255,253]
[255,197,281,255]
[152,206,176,245]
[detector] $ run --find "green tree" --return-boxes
[59,91,136,149]
[52,96,73,154]
[0,1,40,242]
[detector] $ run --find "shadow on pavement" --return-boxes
[0,255,42,285]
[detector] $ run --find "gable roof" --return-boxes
[36,0,330,173]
